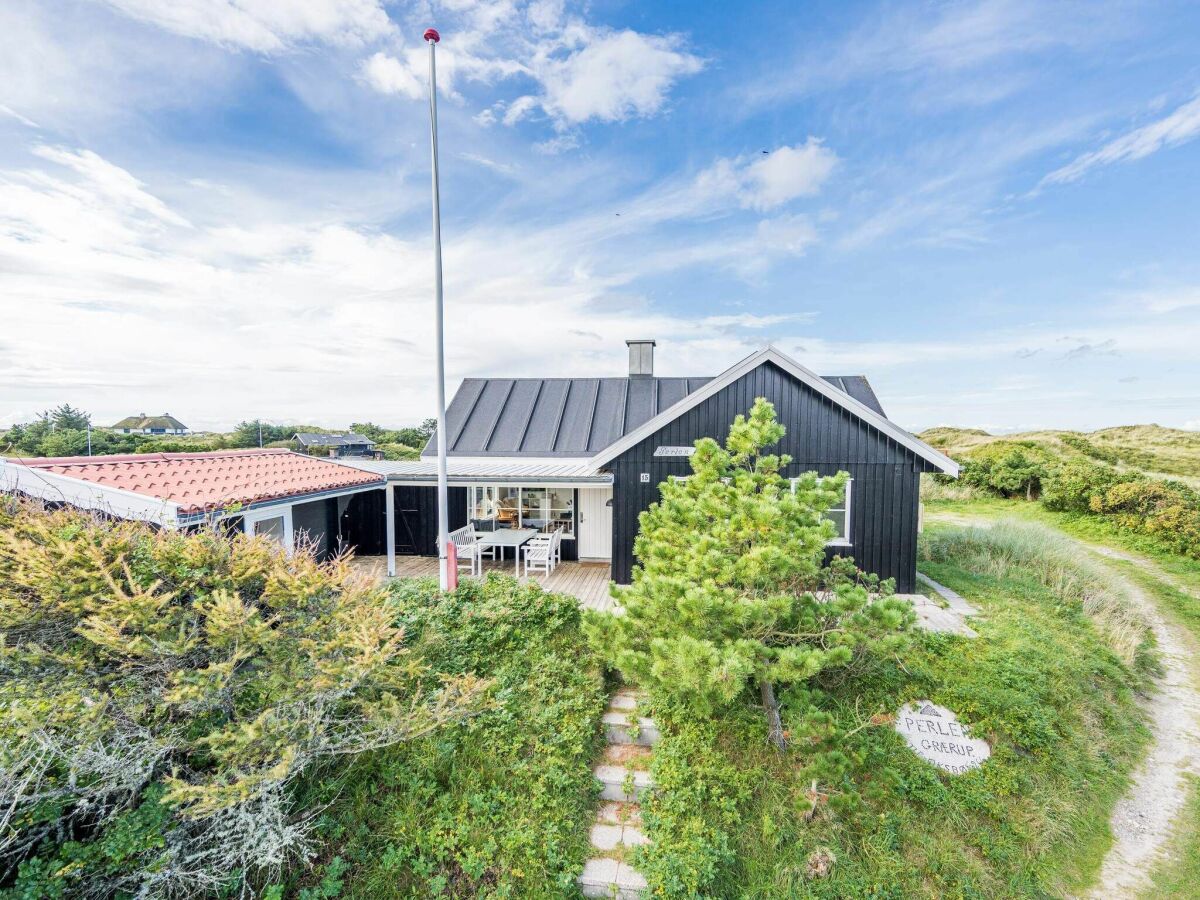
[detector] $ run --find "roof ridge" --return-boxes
[11,448,288,468]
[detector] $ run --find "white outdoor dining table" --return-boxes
[476,528,539,575]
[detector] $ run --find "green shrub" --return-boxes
[637,522,1152,897]
[0,499,486,897]
[635,710,755,898]
[376,442,421,461]
[958,442,1053,500]
[1039,458,1124,513]
[295,574,606,898]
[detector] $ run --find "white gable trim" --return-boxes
[586,346,960,476]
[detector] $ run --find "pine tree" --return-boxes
[588,398,914,750]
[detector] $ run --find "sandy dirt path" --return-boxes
[1086,567,1200,897]
[926,511,1200,896]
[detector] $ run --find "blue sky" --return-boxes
[1,0,1198,433]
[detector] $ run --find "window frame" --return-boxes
[467,485,576,539]
[791,476,853,547]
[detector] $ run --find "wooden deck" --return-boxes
[350,555,616,612]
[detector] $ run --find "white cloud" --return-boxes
[1128,286,1200,314]
[98,0,393,52]
[360,51,423,100]
[754,215,819,253]
[359,8,702,138]
[30,145,191,228]
[0,143,822,429]
[684,141,839,214]
[1042,94,1200,186]
[742,141,838,210]
[528,29,703,126]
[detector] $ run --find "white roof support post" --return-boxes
[384,484,396,578]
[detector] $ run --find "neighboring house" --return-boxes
[0,449,386,561]
[341,341,958,592]
[294,432,381,459]
[111,413,189,435]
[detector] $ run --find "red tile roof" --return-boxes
[10,449,383,515]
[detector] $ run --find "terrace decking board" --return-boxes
[351,556,614,612]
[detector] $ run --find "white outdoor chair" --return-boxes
[550,527,563,567]
[471,518,500,563]
[522,534,554,578]
[449,524,482,577]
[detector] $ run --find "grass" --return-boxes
[290,574,606,898]
[921,520,1158,679]
[634,521,1154,897]
[923,492,1200,900]
[922,494,1200,611]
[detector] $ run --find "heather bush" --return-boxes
[0,499,486,898]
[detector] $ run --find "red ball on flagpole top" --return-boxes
[424,28,440,42]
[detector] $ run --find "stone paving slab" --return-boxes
[897,591,978,638]
[595,764,653,801]
[596,801,642,827]
[917,572,980,615]
[603,711,661,746]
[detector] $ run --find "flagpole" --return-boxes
[425,27,451,592]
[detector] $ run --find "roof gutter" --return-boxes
[173,480,385,526]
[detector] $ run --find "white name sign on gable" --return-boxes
[895,701,990,774]
[653,446,695,457]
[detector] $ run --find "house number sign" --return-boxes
[653,446,696,457]
[894,701,990,774]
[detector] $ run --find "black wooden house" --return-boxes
[370,341,957,592]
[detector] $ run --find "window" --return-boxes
[791,476,853,546]
[469,486,575,537]
[823,479,852,545]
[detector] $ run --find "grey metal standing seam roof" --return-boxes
[294,432,377,447]
[425,374,887,458]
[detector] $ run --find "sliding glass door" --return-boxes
[469,486,575,538]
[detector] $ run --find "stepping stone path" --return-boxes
[578,687,658,899]
[908,573,981,638]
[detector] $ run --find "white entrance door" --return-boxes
[577,487,613,559]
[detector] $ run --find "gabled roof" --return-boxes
[294,432,377,447]
[426,373,886,459]
[4,449,383,517]
[588,346,959,476]
[111,414,188,430]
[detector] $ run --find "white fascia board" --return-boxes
[0,460,183,527]
[176,481,386,526]
[586,346,960,477]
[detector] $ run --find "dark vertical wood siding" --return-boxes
[392,485,469,555]
[608,361,938,592]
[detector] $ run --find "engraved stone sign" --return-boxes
[895,701,990,774]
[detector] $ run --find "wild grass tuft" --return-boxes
[921,520,1156,678]
[920,475,984,502]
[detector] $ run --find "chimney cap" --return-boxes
[625,338,656,347]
